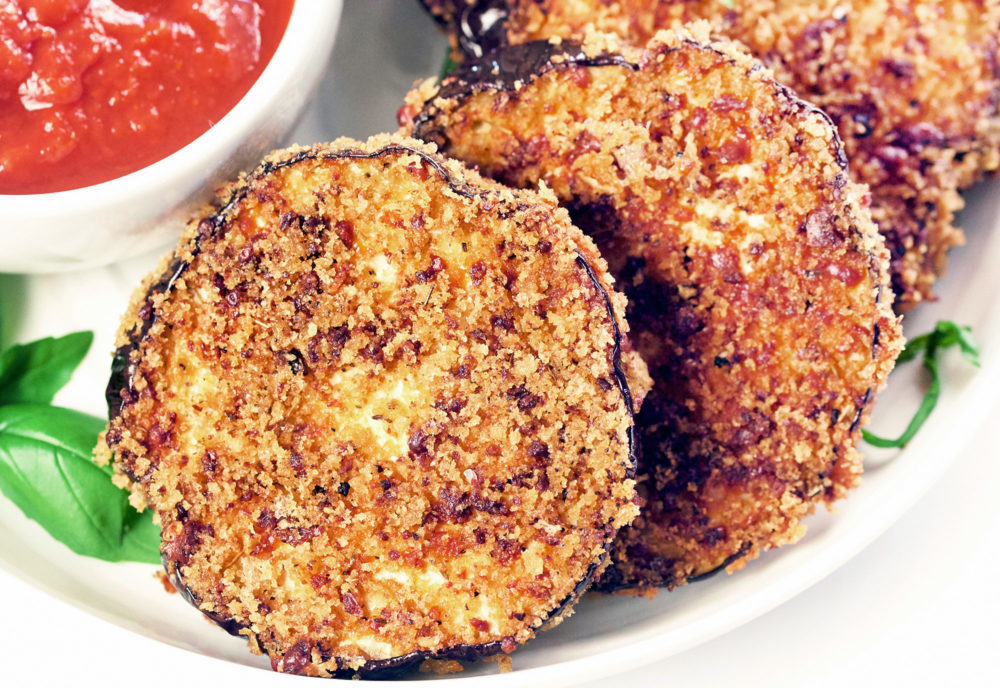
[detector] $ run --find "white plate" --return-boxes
[1,2,998,685]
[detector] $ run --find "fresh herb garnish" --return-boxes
[0,332,160,563]
[863,320,980,449]
[0,331,93,405]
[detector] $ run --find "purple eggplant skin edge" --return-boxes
[105,143,638,677]
[419,0,512,58]
[413,33,883,457]
[411,36,889,592]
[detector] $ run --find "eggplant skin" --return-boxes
[98,134,646,676]
[419,0,1000,312]
[163,546,598,677]
[402,27,903,591]
[419,0,511,58]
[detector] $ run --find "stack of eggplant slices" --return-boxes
[98,0,999,678]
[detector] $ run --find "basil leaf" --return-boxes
[0,404,159,563]
[862,355,940,448]
[0,331,94,406]
[947,323,980,367]
[894,331,930,364]
[120,508,163,565]
[94,454,162,565]
[897,322,981,367]
[439,47,458,80]
[863,320,979,449]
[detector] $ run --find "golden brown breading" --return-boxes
[97,135,644,675]
[422,0,1000,310]
[721,0,1000,310]
[403,28,903,590]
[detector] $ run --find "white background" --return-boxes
[2,1,998,685]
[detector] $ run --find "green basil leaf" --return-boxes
[863,320,979,449]
[119,508,163,565]
[439,46,458,80]
[944,322,980,367]
[103,459,161,564]
[895,331,930,364]
[862,356,940,448]
[0,404,158,563]
[0,404,122,557]
[0,331,94,406]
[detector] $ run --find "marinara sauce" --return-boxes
[0,0,294,194]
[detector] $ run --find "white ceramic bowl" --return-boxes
[0,0,343,274]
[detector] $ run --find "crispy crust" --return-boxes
[97,135,644,675]
[422,0,1000,310]
[403,28,902,590]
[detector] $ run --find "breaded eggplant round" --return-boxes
[422,0,1000,310]
[403,28,903,590]
[719,0,1000,311]
[97,135,644,675]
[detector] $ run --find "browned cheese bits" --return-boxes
[97,135,647,676]
[402,28,903,590]
[421,0,1000,310]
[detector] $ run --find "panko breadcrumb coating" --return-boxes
[97,135,646,676]
[421,0,1000,310]
[403,28,903,590]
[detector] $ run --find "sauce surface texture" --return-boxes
[0,0,293,194]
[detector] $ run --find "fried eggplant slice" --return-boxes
[97,135,644,675]
[422,0,1000,310]
[404,28,903,590]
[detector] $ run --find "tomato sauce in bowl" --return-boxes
[0,0,293,194]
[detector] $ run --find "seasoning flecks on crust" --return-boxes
[97,135,644,676]
[403,28,903,591]
[422,0,1000,310]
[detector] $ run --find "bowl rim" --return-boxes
[0,0,342,210]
